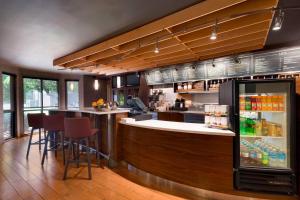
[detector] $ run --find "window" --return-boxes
[66,81,79,109]
[23,78,59,132]
[2,73,16,139]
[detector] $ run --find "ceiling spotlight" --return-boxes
[212,59,216,67]
[210,20,218,40]
[272,9,284,31]
[154,38,160,53]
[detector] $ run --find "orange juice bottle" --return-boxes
[272,96,278,111]
[240,97,245,111]
[256,96,262,111]
[261,96,267,111]
[267,96,272,111]
[278,96,284,111]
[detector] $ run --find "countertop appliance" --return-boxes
[219,79,297,195]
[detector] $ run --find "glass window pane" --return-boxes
[23,78,41,108]
[66,81,79,109]
[43,80,58,107]
[3,74,11,110]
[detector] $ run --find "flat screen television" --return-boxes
[126,73,140,86]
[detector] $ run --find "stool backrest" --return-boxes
[64,117,92,139]
[27,113,45,129]
[43,113,65,132]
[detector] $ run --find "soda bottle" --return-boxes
[256,96,262,111]
[245,97,252,110]
[240,96,245,111]
[251,96,257,111]
[262,151,269,167]
[278,151,286,168]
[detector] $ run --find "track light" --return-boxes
[210,20,218,40]
[272,9,284,31]
[154,38,160,53]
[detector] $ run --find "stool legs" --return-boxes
[41,131,50,165]
[86,138,92,180]
[26,128,34,159]
[38,128,41,151]
[63,138,92,180]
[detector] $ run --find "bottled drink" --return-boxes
[278,151,286,168]
[269,148,277,167]
[256,96,262,111]
[261,96,267,111]
[240,117,246,135]
[267,96,273,111]
[251,96,257,111]
[255,120,262,136]
[240,97,245,111]
[278,96,284,111]
[272,96,278,111]
[262,151,269,167]
[249,147,258,165]
[245,97,252,110]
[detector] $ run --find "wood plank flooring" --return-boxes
[0,136,298,200]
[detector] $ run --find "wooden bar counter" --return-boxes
[118,120,235,194]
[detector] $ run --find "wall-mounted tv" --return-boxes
[126,73,140,86]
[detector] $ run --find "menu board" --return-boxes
[195,63,206,79]
[281,48,300,72]
[172,65,189,82]
[161,68,173,83]
[226,56,251,76]
[206,60,225,78]
[145,70,163,85]
[145,46,300,85]
[254,51,282,74]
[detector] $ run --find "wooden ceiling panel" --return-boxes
[54,0,278,75]
[170,0,277,34]
[178,13,272,42]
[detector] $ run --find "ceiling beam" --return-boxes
[53,0,247,66]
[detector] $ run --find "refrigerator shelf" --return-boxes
[240,135,284,139]
[240,110,285,113]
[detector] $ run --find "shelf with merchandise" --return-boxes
[240,135,284,139]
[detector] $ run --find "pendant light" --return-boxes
[154,38,160,53]
[70,82,74,91]
[210,20,218,40]
[94,78,99,90]
[272,9,284,31]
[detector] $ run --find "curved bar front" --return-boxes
[118,120,235,194]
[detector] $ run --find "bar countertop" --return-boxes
[51,108,130,115]
[120,119,235,136]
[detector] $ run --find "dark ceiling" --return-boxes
[0,0,299,73]
[0,0,200,72]
[265,0,300,48]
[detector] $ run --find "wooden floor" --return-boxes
[0,136,297,200]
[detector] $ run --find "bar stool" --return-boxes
[26,113,45,159]
[41,113,65,165]
[63,117,98,180]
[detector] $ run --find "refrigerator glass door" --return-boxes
[239,82,291,169]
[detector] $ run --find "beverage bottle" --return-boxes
[240,97,245,111]
[278,151,286,168]
[267,96,272,111]
[256,96,262,111]
[269,148,277,167]
[272,96,278,111]
[251,96,257,111]
[278,96,284,111]
[249,147,257,166]
[262,150,269,167]
[255,120,262,136]
[240,117,246,135]
[261,96,267,111]
[256,149,263,166]
[245,97,252,110]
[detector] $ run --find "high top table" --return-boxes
[49,108,130,165]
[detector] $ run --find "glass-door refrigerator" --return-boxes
[219,79,297,195]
